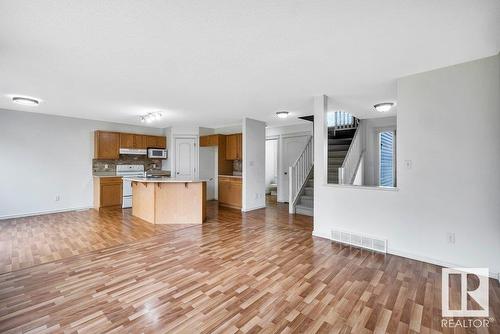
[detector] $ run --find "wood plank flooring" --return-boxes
[0,208,195,274]
[0,201,498,333]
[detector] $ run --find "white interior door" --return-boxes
[280,135,309,202]
[175,138,196,179]
[199,147,216,200]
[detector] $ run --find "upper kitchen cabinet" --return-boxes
[94,131,120,159]
[225,133,242,160]
[200,134,219,147]
[119,133,134,149]
[119,133,166,149]
[146,135,166,149]
[133,134,148,149]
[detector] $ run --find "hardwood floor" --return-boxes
[0,202,498,333]
[0,207,196,274]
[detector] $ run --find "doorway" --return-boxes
[265,138,278,203]
[280,135,310,202]
[199,147,217,200]
[174,137,197,179]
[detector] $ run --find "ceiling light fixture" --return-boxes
[373,102,395,112]
[12,96,40,106]
[276,111,289,118]
[140,111,163,123]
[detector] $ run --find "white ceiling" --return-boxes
[1,0,498,127]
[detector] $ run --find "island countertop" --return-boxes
[124,177,206,183]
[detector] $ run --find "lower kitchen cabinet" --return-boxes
[93,176,122,209]
[218,176,242,209]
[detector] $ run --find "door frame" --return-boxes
[270,131,311,203]
[265,136,279,202]
[172,135,199,179]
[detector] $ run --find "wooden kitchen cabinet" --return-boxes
[225,133,242,160]
[93,177,122,209]
[134,135,147,149]
[200,135,220,147]
[146,135,166,149]
[120,133,135,148]
[94,131,120,159]
[97,131,167,158]
[200,135,210,147]
[218,176,242,209]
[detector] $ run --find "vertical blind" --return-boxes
[379,131,395,187]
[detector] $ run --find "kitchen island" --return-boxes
[126,177,206,224]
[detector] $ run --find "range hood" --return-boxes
[119,148,147,155]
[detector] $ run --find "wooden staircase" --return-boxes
[295,174,314,216]
[327,129,356,183]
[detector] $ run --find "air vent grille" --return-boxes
[330,229,387,253]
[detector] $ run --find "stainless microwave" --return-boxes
[147,148,167,159]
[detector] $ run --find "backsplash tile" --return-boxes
[233,160,242,172]
[93,155,163,174]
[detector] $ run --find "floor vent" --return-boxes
[331,229,387,253]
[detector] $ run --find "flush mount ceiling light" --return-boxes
[276,111,289,118]
[140,111,163,123]
[12,96,40,106]
[373,102,395,112]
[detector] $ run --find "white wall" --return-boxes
[214,124,242,135]
[265,122,312,137]
[314,54,500,276]
[0,109,164,219]
[242,118,266,211]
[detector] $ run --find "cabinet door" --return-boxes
[120,133,134,149]
[218,180,230,204]
[156,136,167,149]
[236,133,242,160]
[94,131,120,159]
[208,135,219,146]
[146,136,166,149]
[229,180,242,208]
[225,135,237,160]
[100,183,122,207]
[134,135,147,149]
[200,135,210,147]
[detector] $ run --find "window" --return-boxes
[379,131,395,187]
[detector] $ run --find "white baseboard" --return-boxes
[241,204,267,212]
[312,230,500,282]
[0,206,93,220]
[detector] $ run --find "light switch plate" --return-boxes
[404,160,412,170]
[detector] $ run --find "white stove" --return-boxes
[116,165,144,208]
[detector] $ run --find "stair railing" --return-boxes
[289,136,313,213]
[327,111,360,136]
[338,126,364,184]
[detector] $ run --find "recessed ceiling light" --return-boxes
[373,102,395,112]
[12,96,40,106]
[276,111,289,118]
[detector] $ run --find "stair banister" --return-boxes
[289,136,313,213]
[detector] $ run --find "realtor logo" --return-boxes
[442,268,489,317]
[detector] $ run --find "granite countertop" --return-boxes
[219,174,242,178]
[124,177,206,183]
[93,173,120,178]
